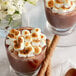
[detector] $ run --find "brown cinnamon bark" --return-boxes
[45,61,51,76]
[37,35,60,76]
[45,39,51,76]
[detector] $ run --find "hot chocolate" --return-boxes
[45,0,76,29]
[5,27,47,74]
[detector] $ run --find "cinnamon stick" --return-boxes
[40,39,51,76]
[45,39,51,76]
[45,61,51,76]
[37,35,60,76]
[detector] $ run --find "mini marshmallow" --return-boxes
[25,42,31,47]
[10,29,20,37]
[7,33,16,39]
[46,0,76,14]
[64,0,72,8]
[55,1,63,9]
[32,39,40,46]
[40,40,46,47]
[24,35,32,42]
[6,39,14,46]
[6,39,11,45]
[22,30,30,37]
[55,0,63,4]
[15,31,20,37]
[18,52,34,57]
[18,46,34,57]
[31,28,41,34]
[6,28,47,57]
[10,29,17,34]
[31,32,40,40]
[34,46,42,55]
[18,36,24,42]
[14,37,24,51]
[40,33,46,40]
[46,0,54,8]
[14,42,24,51]
[18,53,27,57]
[7,29,20,40]
[8,45,13,51]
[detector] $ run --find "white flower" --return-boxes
[7,5,16,15]
[1,1,10,9]
[17,0,24,6]
[17,6,23,14]
[16,0,24,14]
[0,0,38,20]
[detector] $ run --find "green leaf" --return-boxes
[14,11,19,14]
[27,0,38,5]
[24,0,27,1]
[29,2,36,5]
[4,9,8,11]
[8,17,13,25]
